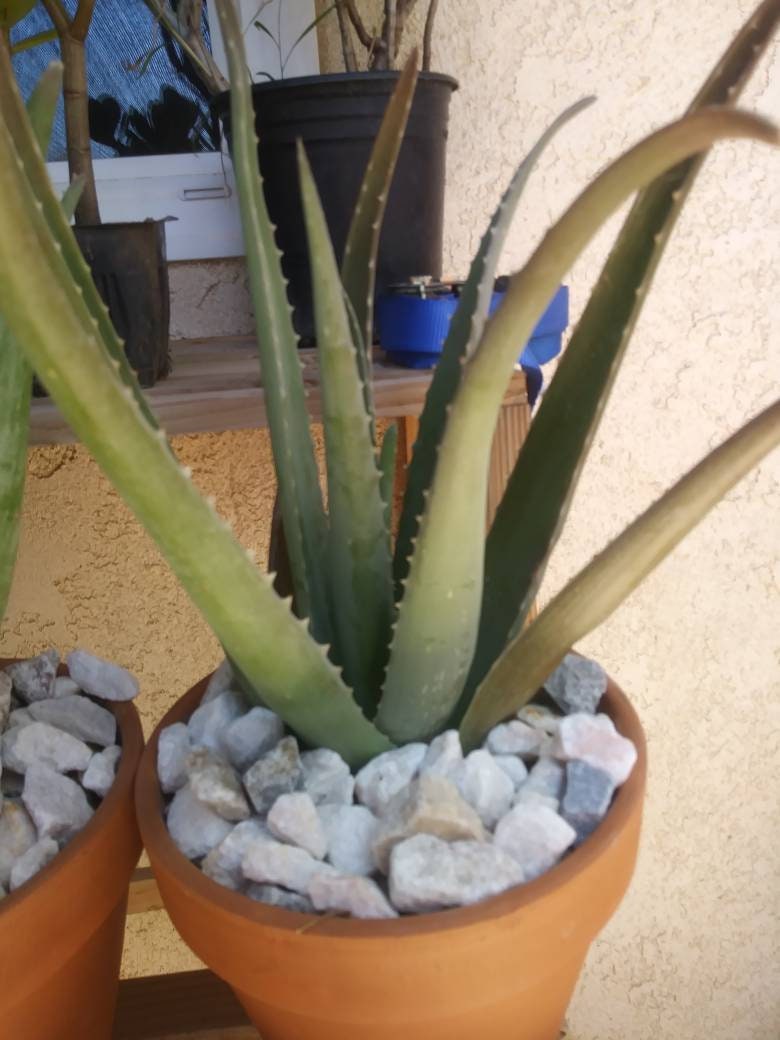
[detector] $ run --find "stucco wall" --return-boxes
[2,2,778,1036]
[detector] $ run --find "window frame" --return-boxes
[35,0,320,261]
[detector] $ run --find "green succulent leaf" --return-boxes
[462,0,780,710]
[298,141,394,712]
[0,103,392,769]
[460,398,780,748]
[393,97,594,593]
[215,0,331,646]
[376,106,778,744]
[60,174,85,222]
[26,62,62,155]
[378,421,398,531]
[2,63,70,620]
[341,52,419,365]
[0,54,157,429]
[0,325,30,622]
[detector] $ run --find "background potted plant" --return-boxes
[0,67,143,1040]
[144,0,455,341]
[0,1,778,1037]
[6,0,171,387]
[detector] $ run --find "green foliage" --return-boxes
[0,0,778,765]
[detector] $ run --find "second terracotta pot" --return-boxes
[137,673,646,1040]
[0,661,144,1039]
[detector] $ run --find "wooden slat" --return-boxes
[128,866,164,915]
[30,338,529,445]
[114,970,256,1040]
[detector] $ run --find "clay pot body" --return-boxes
[0,661,143,1039]
[137,673,646,1040]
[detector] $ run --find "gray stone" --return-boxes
[389,834,525,913]
[7,708,33,729]
[28,694,116,747]
[5,650,58,703]
[157,723,192,794]
[516,704,561,734]
[309,873,398,920]
[223,707,284,772]
[242,736,303,816]
[200,659,235,704]
[3,722,92,774]
[318,804,378,876]
[561,759,616,841]
[188,690,245,757]
[81,745,122,798]
[201,819,270,890]
[0,673,11,729]
[493,755,529,789]
[267,792,327,859]
[512,789,560,813]
[452,750,515,829]
[242,837,336,893]
[522,757,566,801]
[494,803,576,881]
[246,883,314,913]
[52,677,80,699]
[372,774,486,874]
[66,650,139,702]
[485,720,550,760]
[166,784,233,860]
[420,730,463,779]
[544,654,607,715]
[0,801,37,886]
[552,713,637,785]
[354,743,427,816]
[187,748,250,822]
[23,764,93,843]
[9,837,59,891]
[300,748,355,806]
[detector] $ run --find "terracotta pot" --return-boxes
[0,660,144,1039]
[137,673,646,1040]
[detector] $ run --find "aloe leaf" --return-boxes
[341,52,419,361]
[378,421,397,531]
[0,53,157,429]
[2,64,69,618]
[463,0,780,710]
[393,97,594,591]
[0,324,30,621]
[460,399,780,748]
[298,142,394,711]
[0,114,392,768]
[61,174,85,222]
[215,0,331,645]
[375,106,778,744]
[26,62,62,155]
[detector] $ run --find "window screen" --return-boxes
[11,0,219,161]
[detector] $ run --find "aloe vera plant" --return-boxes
[0,0,778,767]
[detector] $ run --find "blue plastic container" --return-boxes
[377,284,569,404]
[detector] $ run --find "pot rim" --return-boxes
[137,670,646,940]
[0,660,144,916]
[211,69,459,109]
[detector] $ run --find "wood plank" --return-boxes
[29,338,526,445]
[113,970,256,1040]
[128,866,164,916]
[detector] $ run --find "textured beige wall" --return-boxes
[2,1,778,1036]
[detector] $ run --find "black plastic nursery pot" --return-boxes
[212,71,458,343]
[75,219,172,388]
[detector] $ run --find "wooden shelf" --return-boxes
[29,337,527,445]
[114,970,255,1040]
